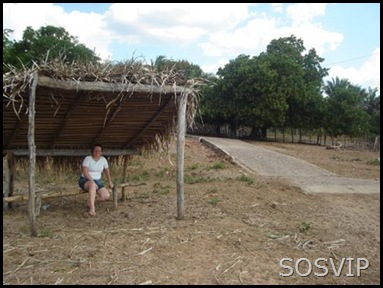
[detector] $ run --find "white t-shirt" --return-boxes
[81,156,109,180]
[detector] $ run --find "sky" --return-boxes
[3,3,380,93]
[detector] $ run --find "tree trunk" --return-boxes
[261,127,267,140]
[291,128,294,143]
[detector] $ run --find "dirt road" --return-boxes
[199,136,380,194]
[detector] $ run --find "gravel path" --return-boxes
[199,136,380,194]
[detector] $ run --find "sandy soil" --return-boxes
[3,137,380,284]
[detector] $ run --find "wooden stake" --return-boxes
[176,92,187,220]
[4,152,15,209]
[28,72,38,237]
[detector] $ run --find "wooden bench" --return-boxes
[3,182,146,212]
[3,184,120,210]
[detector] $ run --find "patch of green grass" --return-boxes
[236,175,254,185]
[131,171,149,182]
[38,228,54,238]
[298,221,311,233]
[135,191,150,200]
[184,174,214,184]
[188,163,200,170]
[153,182,172,194]
[207,188,218,194]
[330,156,341,161]
[208,197,220,206]
[208,161,225,170]
[155,167,169,178]
[367,159,380,166]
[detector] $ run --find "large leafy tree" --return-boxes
[3,25,100,70]
[213,54,251,133]
[361,87,380,136]
[237,54,287,137]
[199,35,329,139]
[3,29,19,66]
[151,55,204,79]
[264,35,328,141]
[198,75,225,134]
[299,48,329,136]
[323,77,370,140]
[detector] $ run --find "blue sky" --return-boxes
[3,3,380,93]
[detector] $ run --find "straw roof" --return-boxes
[3,59,204,157]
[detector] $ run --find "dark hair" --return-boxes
[91,143,103,153]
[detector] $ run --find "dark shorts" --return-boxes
[78,176,105,191]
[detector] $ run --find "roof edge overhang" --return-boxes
[3,148,140,157]
[37,75,193,95]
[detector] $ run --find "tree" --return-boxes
[198,35,329,140]
[3,29,16,65]
[362,87,380,136]
[215,54,253,135]
[151,55,204,79]
[3,25,100,70]
[263,35,328,141]
[323,77,370,141]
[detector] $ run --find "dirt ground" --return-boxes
[3,137,380,285]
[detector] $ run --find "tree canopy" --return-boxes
[3,25,100,71]
[198,35,379,142]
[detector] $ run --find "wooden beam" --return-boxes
[3,183,143,203]
[92,99,124,146]
[4,149,139,156]
[176,92,188,220]
[123,96,173,148]
[3,189,87,203]
[28,71,38,237]
[37,76,192,95]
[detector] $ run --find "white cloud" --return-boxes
[201,58,230,75]
[3,3,63,39]
[3,3,113,60]
[105,3,251,45]
[198,3,343,61]
[198,16,279,58]
[326,48,380,93]
[286,3,327,26]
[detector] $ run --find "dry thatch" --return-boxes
[3,58,205,166]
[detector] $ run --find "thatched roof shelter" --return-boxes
[3,60,202,156]
[3,59,204,235]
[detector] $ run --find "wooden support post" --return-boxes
[176,92,188,220]
[113,182,118,210]
[4,152,15,209]
[28,72,38,237]
[121,156,129,201]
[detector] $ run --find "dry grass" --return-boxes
[3,137,380,285]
